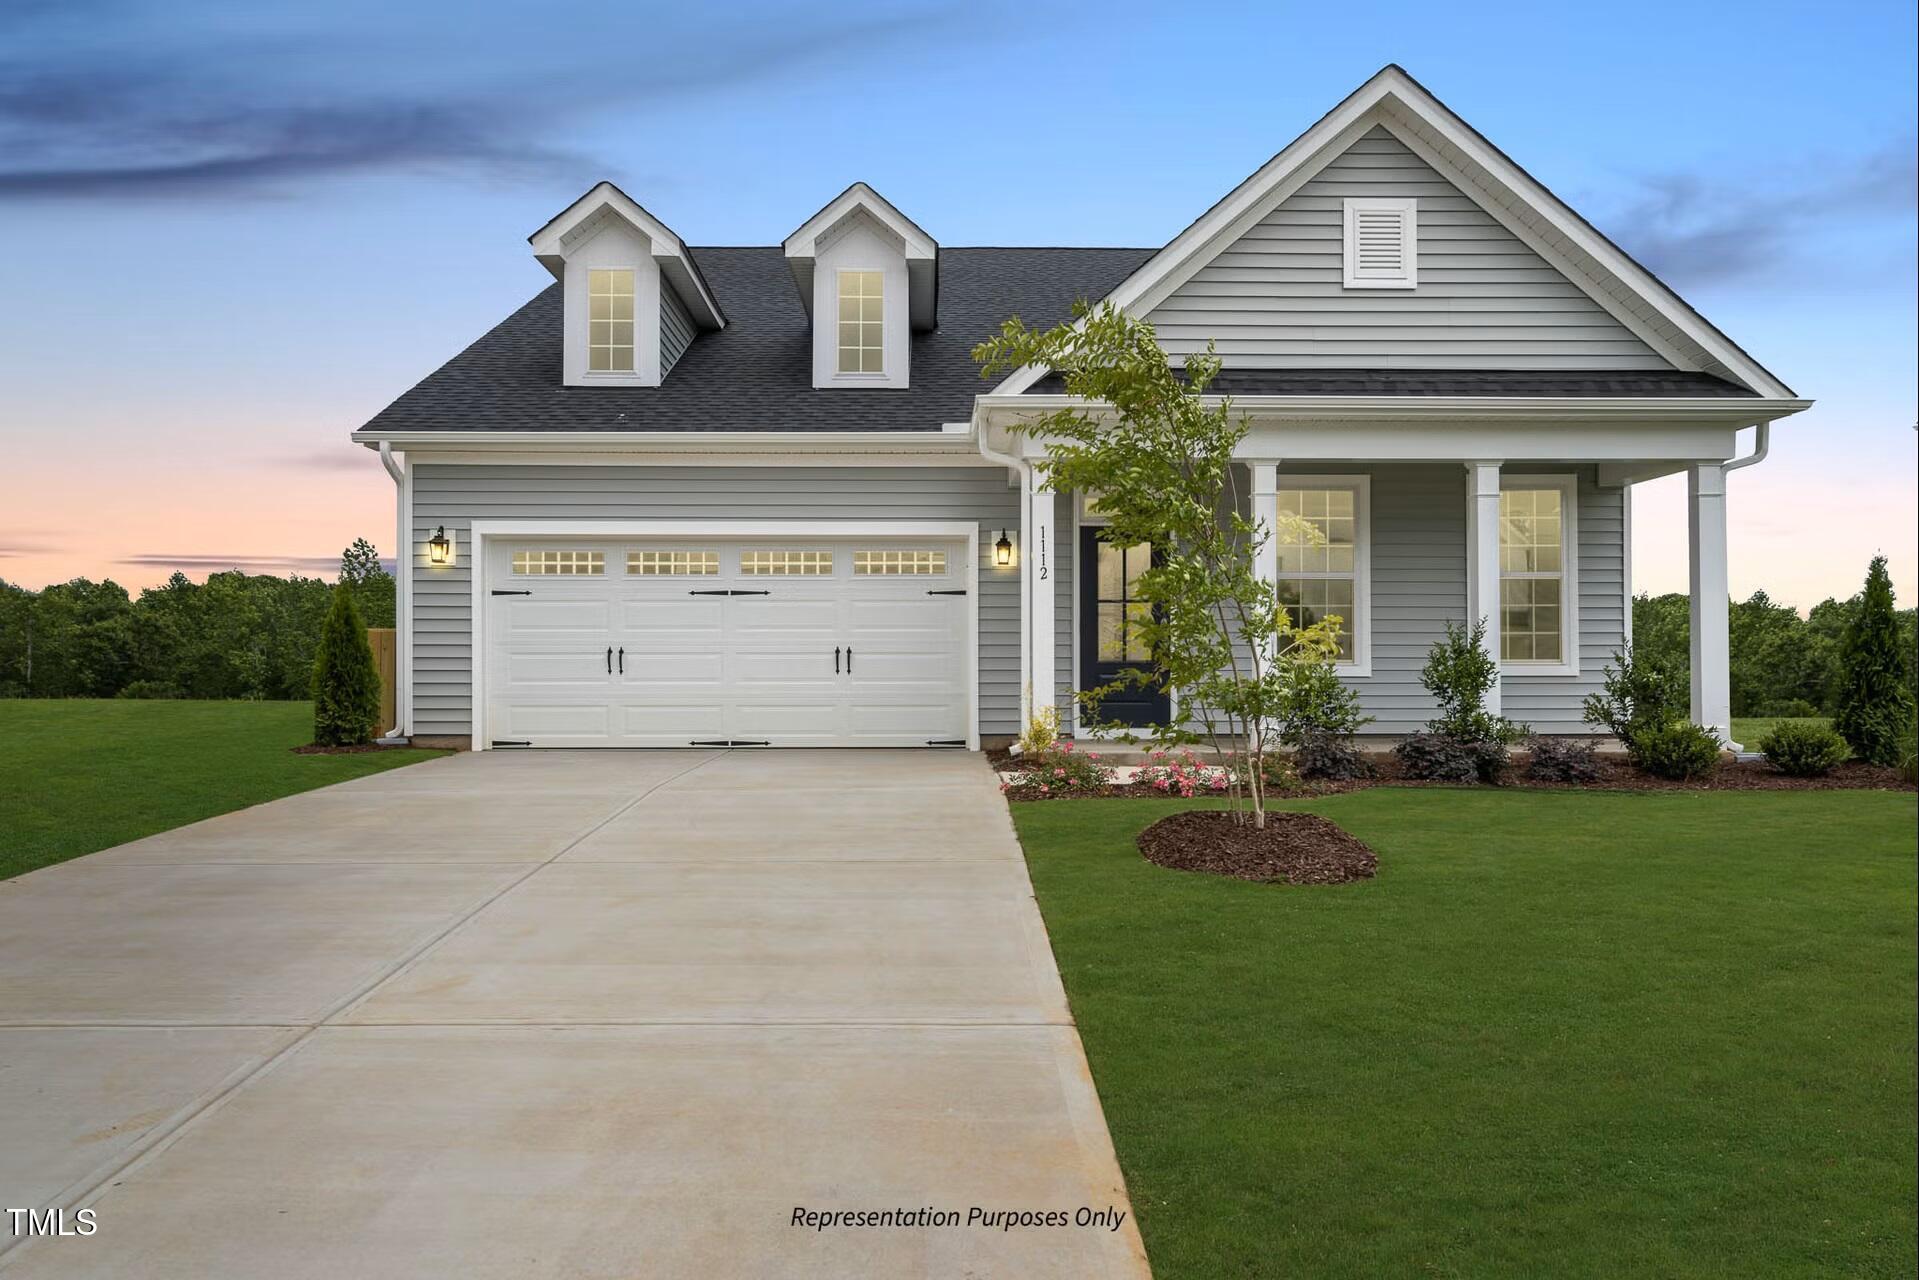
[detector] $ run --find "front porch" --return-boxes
[981,395,1805,751]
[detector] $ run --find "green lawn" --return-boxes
[0,700,448,879]
[1013,790,1917,1279]
[1732,716,1833,747]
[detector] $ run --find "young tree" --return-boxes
[311,585,381,746]
[1833,555,1916,765]
[339,537,396,628]
[974,302,1351,829]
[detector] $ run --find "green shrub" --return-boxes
[1833,556,1918,766]
[311,586,381,747]
[1756,721,1849,777]
[1419,620,1520,745]
[1230,749,1301,794]
[1761,697,1821,718]
[1585,642,1688,751]
[1272,653,1371,744]
[1293,730,1376,781]
[1901,751,1918,787]
[1632,720,1723,781]
[1525,736,1602,784]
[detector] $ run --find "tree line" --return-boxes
[1634,578,1917,718]
[0,540,394,701]
[0,537,1910,716]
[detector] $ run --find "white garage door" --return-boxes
[483,537,971,748]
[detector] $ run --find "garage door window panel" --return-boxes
[512,550,605,576]
[741,550,834,576]
[628,550,720,576]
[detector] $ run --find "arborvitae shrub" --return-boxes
[311,586,381,747]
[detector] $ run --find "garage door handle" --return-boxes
[845,646,853,673]
[618,647,624,674]
[605,646,612,674]
[834,646,841,674]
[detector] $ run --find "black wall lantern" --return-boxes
[994,530,1014,567]
[427,526,453,565]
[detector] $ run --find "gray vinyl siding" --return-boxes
[1144,126,1669,370]
[1088,463,1622,736]
[409,464,1020,739]
[660,284,697,377]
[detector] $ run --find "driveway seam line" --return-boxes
[0,749,731,1265]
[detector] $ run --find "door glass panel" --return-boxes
[1097,603,1127,661]
[1096,542,1125,598]
[1124,602,1152,661]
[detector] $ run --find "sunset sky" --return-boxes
[1,0,1913,611]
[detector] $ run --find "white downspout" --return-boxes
[378,442,409,742]
[1722,421,1770,473]
[972,416,1033,734]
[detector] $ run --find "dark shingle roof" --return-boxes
[1026,368,1758,397]
[357,246,1155,433]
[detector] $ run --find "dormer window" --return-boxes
[837,270,885,374]
[588,269,636,372]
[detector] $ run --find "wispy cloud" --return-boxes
[0,535,68,558]
[0,6,977,199]
[118,553,350,576]
[1599,144,1917,286]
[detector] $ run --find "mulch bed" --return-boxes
[1137,809,1378,885]
[291,742,422,755]
[1004,753,1913,799]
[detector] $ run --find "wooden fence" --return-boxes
[367,628,397,733]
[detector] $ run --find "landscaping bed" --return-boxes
[1001,749,1914,799]
[1136,808,1377,884]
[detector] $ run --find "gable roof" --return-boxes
[355,246,1153,435]
[526,180,725,329]
[989,64,1794,398]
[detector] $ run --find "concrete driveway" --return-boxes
[0,750,1147,1279]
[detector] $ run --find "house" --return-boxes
[351,65,1809,752]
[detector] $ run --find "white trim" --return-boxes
[466,519,979,752]
[1496,473,1580,678]
[1342,197,1417,289]
[1622,482,1634,647]
[353,430,983,451]
[398,452,414,736]
[1275,473,1374,677]
[982,394,1809,424]
[527,181,723,329]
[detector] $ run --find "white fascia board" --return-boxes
[782,182,937,262]
[527,181,724,328]
[351,428,980,452]
[979,393,1812,424]
[988,64,1798,400]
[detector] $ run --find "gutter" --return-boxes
[971,417,1034,731]
[978,393,1814,424]
[377,443,408,743]
[1721,421,1770,473]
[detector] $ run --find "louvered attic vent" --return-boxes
[1342,197,1417,289]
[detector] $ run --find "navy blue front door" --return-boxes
[1077,527,1169,728]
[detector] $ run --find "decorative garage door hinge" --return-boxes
[491,589,532,596]
[687,589,773,596]
[490,739,532,747]
[926,589,967,595]
[688,739,772,747]
[925,739,967,747]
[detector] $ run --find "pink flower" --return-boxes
[1053,767,1066,778]
[1038,783,1050,794]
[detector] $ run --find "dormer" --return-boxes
[782,183,937,390]
[528,182,723,388]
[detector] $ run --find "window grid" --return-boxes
[588,268,635,373]
[836,270,884,373]
[1274,487,1358,661]
[512,550,604,576]
[854,550,946,576]
[741,550,834,576]
[628,550,719,576]
[1499,487,1564,663]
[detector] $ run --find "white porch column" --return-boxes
[1250,460,1280,596]
[1688,463,1735,746]
[1464,460,1503,715]
[1027,468,1057,722]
